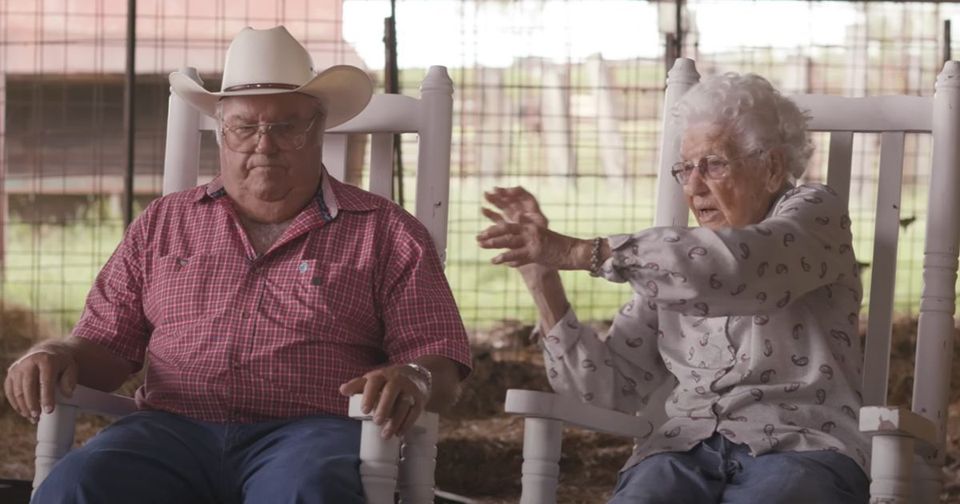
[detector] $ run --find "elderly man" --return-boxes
[5,26,471,504]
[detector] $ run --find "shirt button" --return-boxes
[298,261,308,273]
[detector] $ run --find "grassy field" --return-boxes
[0,169,945,337]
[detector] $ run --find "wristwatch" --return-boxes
[404,362,433,397]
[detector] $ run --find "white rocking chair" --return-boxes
[505,57,960,504]
[33,65,455,504]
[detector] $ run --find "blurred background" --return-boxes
[0,1,958,502]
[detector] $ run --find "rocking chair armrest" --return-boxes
[859,406,938,455]
[504,389,654,439]
[347,394,439,428]
[56,384,137,418]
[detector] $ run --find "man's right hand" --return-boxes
[4,342,78,423]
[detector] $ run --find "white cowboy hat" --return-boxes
[169,26,372,128]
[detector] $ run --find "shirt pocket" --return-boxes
[281,259,376,342]
[146,254,223,326]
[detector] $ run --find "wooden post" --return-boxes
[845,7,868,97]
[541,63,576,181]
[162,68,203,196]
[868,435,914,503]
[654,58,699,228]
[519,417,563,504]
[911,60,960,504]
[0,73,6,279]
[586,54,627,192]
[397,412,439,504]
[33,403,79,496]
[478,67,508,178]
[414,66,454,264]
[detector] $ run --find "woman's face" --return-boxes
[679,122,787,230]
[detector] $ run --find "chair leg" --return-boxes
[520,417,563,504]
[869,435,913,504]
[911,454,942,504]
[397,412,439,504]
[33,403,79,496]
[358,418,401,504]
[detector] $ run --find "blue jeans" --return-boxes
[608,433,869,504]
[33,410,364,504]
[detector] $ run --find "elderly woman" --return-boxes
[477,73,869,503]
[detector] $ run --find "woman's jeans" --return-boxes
[608,432,869,504]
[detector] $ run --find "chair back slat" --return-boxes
[322,134,349,183]
[328,94,421,134]
[791,95,932,132]
[862,132,906,407]
[368,133,394,199]
[825,131,854,208]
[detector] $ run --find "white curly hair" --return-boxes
[674,73,813,181]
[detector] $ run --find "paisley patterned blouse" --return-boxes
[541,183,869,473]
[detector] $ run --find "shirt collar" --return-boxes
[197,165,381,217]
[766,182,796,217]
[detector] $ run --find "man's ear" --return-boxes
[765,147,789,192]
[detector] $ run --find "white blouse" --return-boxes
[541,183,869,473]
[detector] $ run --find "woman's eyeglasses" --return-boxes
[670,151,763,185]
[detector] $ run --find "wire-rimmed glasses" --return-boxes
[220,112,322,153]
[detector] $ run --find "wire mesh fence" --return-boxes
[1,0,958,337]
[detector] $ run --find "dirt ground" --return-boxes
[3,304,960,503]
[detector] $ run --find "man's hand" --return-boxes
[4,342,79,424]
[339,364,429,439]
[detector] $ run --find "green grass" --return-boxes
[3,216,123,334]
[0,171,946,336]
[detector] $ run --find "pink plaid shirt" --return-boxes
[73,172,472,422]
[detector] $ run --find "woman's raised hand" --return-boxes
[478,186,586,269]
[481,186,549,228]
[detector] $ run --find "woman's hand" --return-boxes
[480,186,556,275]
[478,186,590,270]
[479,186,577,330]
[482,186,549,228]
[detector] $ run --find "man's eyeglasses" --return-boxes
[220,112,322,153]
[670,151,763,185]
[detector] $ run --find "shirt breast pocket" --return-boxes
[147,254,222,326]
[283,259,374,341]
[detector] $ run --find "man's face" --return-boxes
[218,93,325,207]
[679,122,785,230]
